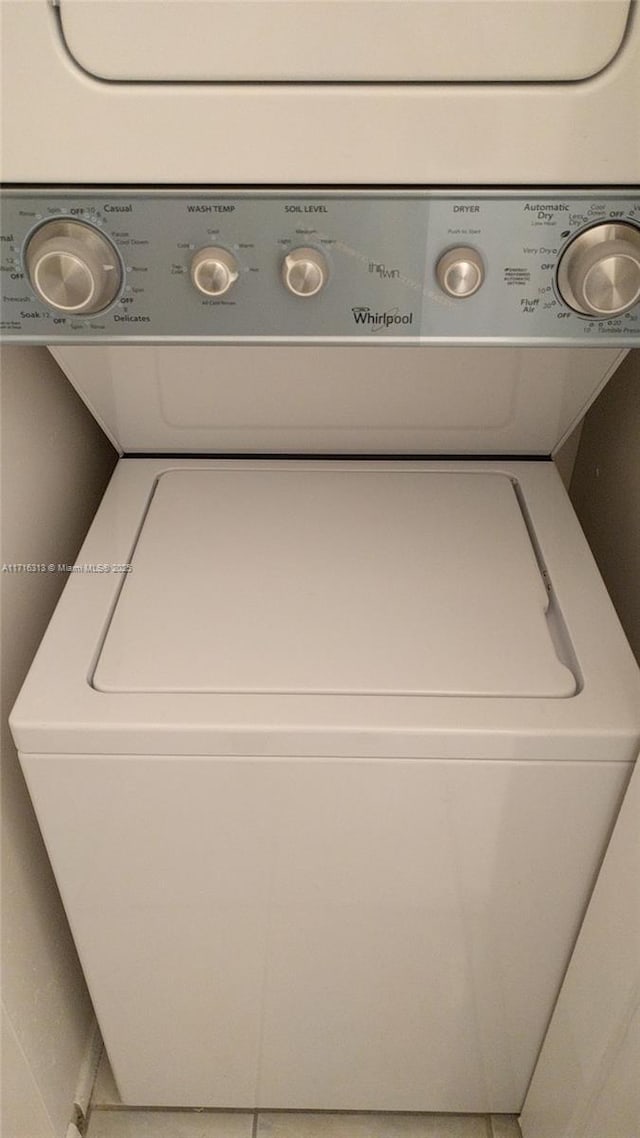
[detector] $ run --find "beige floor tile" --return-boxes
[490,1119,522,1138]
[86,1109,254,1138]
[257,1113,491,1138]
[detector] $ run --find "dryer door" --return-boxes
[58,0,631,82]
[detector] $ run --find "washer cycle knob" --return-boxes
[282,247,328,297]
[436,247,485,299]
[557,223,640,317]
[25,220,122,314]
[191,247,239,297]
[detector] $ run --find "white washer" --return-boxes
[3,0,640,1119]
[11,452,640,1110]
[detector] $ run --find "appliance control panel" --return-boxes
[1,189,639,345]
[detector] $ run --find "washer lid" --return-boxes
[94,468,576,698]
[58,0,631,82]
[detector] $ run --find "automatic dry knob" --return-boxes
[436,247,485,299]
[282,247,328,297]
[25,219,122,314]
[557,223,640,317]
[191,247,239,297]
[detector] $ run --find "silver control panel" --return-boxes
[1,189,639,344]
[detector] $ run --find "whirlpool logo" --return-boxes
[352,306,414,331]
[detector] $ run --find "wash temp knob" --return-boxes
[25,219,122,314]
[282,247,328,297]
[557,222,640,317]
[191,247,239,297]
[436,247,485,299]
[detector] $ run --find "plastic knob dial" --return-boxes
[557,223,640,317]
[191,247,239,297]
[25,220,122,314]
[282,247,328,297]
[436,247,485,299]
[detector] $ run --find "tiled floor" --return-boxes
[86,1054,521,1138]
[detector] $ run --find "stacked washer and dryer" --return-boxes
[2,0,640,1119]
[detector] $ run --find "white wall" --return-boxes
[1,347,116,1137]
[522,349,640,1138]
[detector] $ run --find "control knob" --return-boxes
[282,247,328,297]
[436,247,485,299]
[25,219,122,314]
[557,222,640,317]
[191,247,239,297]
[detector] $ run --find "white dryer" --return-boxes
[1,0,639,185]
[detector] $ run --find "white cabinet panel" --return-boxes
[21,754,629,1109]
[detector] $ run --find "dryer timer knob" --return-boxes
[557,222,640,318]
[24,219,122,314]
